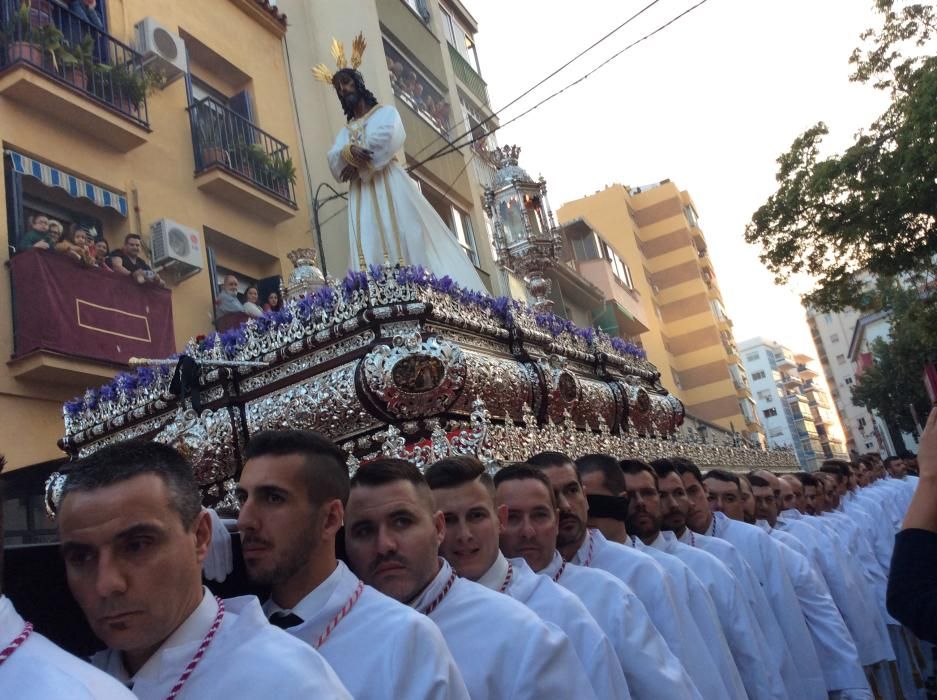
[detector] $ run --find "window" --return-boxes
[830,333,840,343]
[571,231,601,261]
[763,408,778,418]
[757,389,773,402]
[865,441,875,449]
[441,8,481,74]
[857,417,867,430]
[601,242,633,289]
[835,354,846,365]
[403,0,430,21]
[844,377,854,385]
[745,352,760,362]
[752,370,766,381]
[450,206,479,266]
[670,368,683,391]
[684,205,699,228]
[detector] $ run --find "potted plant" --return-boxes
[232,140,271,182]
[59,32,94,90]
[2,2,43,65]
[269,153,297,198]
[195,110,228,167]
[104,63,164,114]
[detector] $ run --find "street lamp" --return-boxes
[482,145,560,312]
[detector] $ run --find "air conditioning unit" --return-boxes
[134,17,187,85]
[150,219,202,278]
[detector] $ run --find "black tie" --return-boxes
[269,611,303,629]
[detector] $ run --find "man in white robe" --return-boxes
[493,463,702,700]
[527,451,730,700]
[236,430,469,699]
[706,469,872,700]
[424,456,629,699]
[343,457,595,700]
[325,67,483,290]
[0,483,135,700]
[56,440,350,699]
[581,455,747,700]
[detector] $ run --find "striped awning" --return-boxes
[4,150,128,216]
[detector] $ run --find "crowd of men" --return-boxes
[0,429,925,699]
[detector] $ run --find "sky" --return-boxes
[467,0,891,358]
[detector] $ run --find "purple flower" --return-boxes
[99,384,116,403]
[220,328,246,356]
[64,399,83,416]
[137,366,157,388]
[368,263,385,282]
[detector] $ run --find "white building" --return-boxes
[739,337,847,470]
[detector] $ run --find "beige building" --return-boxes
[558,181,762,443]
[277,0,502,294]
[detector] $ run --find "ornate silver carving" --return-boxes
[153,408,238,487]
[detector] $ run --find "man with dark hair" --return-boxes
[58,440,349,698]
[737,475,757,524]
[576,454,629,544]
[424,456,628,699]
[108,233,163,286]
[884,456,907,479]
[0,466,134,698]
[702,469,746,521]
[493,464,701,700]
[661,458,805,700]
[748,473,779,527]
[343,457,591,700]
[621,459,780,700]
[237,430,467,699]
[526,451,733,700]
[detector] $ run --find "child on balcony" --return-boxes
[55,224,96,266]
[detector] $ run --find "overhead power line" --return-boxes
[406,0,714,173]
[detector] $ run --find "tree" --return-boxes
[745,1,937,311]
[850,281,936,450]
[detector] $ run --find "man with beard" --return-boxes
[494,464,701,699]
[661,458,805,700]
[236,430,469,699]
[619,458,775,700]
[319,38,483,290]
[57,441,350,699]
[528,451,731,700]
[343,458,593,700]
[424,457,628,700]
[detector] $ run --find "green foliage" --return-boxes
[59,33,95,74]
[269,153,297,186]
[745,1,937,311]
[850,280,936,438]
[101,63,165,107]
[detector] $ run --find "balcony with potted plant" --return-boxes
[0,0,152,151]
[188,94,298,222]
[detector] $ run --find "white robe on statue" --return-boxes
[650,532,788,700]
[677,527,802,700]
[411,559,596,700]
[478,553,631,699]
[327,104,485,290]
[572,528,726,700]
[631,535,746,700]
[92,590,350,699]
[706,512,828,700]
[264,561,469,700]
[539,551,701,700]
[0,596,134,699]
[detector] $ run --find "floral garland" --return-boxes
[64,265,646,418]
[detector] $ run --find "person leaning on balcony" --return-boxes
[109,233,165,286]
[242,285,264,319]
[93,237,113,270]
[48,219,65,244]
[55,223,96,266]
[68,0,104,31]
[215,275,245,317]
[18,215,56,251]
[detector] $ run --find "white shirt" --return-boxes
[633,535,746,700]
[412,559,596,700]
[572,528,725,700]
[265,561,469,700]
[677,526,802,700]
[706,512,828,700]
[539,551,701,700]
[478,553,630,699]
[0,595,134,699]
[93,589,350,699]
[651,532,788,700]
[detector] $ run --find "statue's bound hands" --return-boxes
[350,146,373,165]
[340,164,359,182]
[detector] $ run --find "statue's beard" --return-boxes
[341,90,361,113]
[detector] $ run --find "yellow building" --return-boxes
[0,0,312,478]
[558,180,763,443]
[277,0,501,294]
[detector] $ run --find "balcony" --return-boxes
[386,39,452,137]
[774,352,797,370]
[781,372,803,389]
[189,96,297,222]
[7,249,175,384]
[0,0,150,150]
[448,42,487,104]
[796,362,818,379]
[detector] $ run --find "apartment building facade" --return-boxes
[739,337,847,470]
[558,181,762,444]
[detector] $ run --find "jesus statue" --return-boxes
[316,36,485,292]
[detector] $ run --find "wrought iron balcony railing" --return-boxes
[0,0,149,126]
[189,95,296,205]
